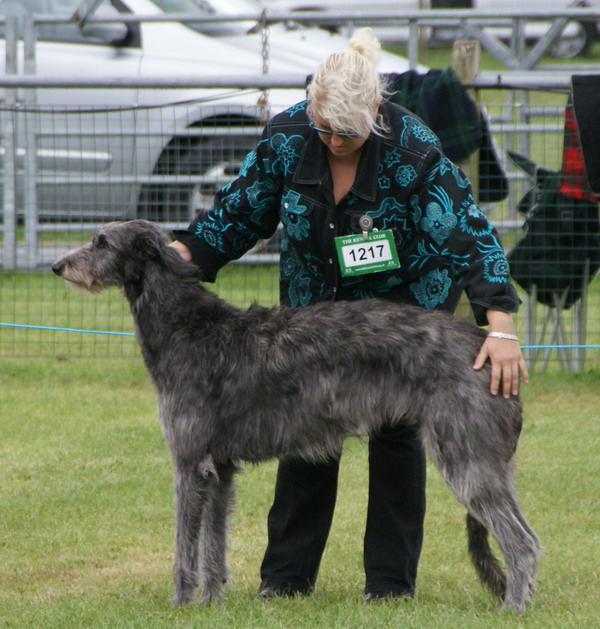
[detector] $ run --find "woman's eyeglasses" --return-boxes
[309,122,361,138]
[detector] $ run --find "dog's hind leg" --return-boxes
[198,460,238,605]
[171,460,213,606]
[427,434,540,612]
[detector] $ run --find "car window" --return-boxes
[152,0,207,13]
[0,0,139,46]
[152,0,259,35]
[151,0,212,33]
[48,0,139,46]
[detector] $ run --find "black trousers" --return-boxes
[259,422,426,595]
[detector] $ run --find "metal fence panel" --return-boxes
[1,79,599,370]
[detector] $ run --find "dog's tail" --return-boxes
[466,513,506,597]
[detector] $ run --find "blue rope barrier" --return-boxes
[0,322,135,337]
[2,322,600,350]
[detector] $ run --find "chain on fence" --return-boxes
[1,85,599,369]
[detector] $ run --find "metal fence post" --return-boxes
[407,19,419,70]
[2,16,18,270]
[23,15,39,270]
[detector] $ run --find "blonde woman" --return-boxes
[171,28,527,601]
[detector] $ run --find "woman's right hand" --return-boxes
[168,240,193,262]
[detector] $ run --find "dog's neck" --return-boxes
[124,247,201,312]
[124,256,237,364]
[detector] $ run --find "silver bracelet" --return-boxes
[487,331,519,342]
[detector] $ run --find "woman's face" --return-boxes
[311,111,370,158]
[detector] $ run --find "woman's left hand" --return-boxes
[472,310,529,398]
[473,336,529,398]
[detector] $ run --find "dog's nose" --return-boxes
[51,261,64,276]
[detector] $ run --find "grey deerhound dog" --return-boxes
[52,220,541,612]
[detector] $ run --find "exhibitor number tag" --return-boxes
[334,230,400,277]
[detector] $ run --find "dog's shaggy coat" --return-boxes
[52,220,541,612]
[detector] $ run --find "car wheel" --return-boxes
[137,130,257,223]
[549,22,589,58]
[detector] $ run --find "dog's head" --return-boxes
[51,220,171,293]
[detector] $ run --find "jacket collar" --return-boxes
[293,129,381,202]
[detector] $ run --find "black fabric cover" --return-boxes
[507,151,600,308]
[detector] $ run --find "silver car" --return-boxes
[0,0,415,226]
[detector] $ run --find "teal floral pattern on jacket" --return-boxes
[176,100,518,325]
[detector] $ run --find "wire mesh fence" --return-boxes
[1,84,599,369]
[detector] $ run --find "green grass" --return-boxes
[0,358,599,628]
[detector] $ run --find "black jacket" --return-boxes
[175,100,519,325]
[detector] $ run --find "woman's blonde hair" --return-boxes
[307,28,389,138]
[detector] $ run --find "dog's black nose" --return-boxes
[51,261,64,276]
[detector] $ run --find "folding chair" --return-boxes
[507,150,599,372]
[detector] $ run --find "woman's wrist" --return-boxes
[487,331,519,342]
[486,309,518,337]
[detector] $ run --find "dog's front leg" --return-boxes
[198,460,238,604]
[171,461,210,606]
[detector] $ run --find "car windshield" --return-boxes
[189,0,264,15]
[151,0,263,34]
[152,0,212,14]
[152,0,263,15]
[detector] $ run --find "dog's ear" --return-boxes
[132,228,166,262]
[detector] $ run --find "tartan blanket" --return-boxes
[386,67,481,162]
[571,75,600,196]
[386,67,507,203]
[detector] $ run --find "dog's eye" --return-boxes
[93,234,108,248]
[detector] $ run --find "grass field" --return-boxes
[1,357,599,628]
